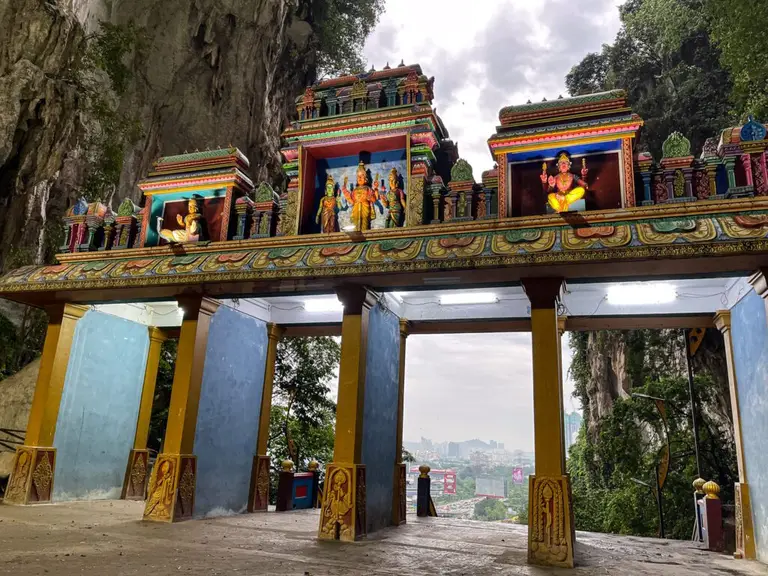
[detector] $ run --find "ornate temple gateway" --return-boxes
[3,65,768,568]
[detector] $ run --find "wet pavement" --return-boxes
[0,500,766,575]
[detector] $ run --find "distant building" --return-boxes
[448,442,460,458]
[565,412,583,451]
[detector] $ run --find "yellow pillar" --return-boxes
[4,303,88,505]
[122,327,167,500]
[248,323,284,512]
[714,311,756,559]
[143,296,218,522]
[522,278,574,569]
[392,319,410,526]
[318,286,375,542]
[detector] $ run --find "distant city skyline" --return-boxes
[401,333,578,454]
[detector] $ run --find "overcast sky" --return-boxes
[362,0,623,451]
[363,0,624,179]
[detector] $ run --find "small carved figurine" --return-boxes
[316,175,339,233]
[383,168,407,228]
[541,152,588,212]
[159,198,202,243]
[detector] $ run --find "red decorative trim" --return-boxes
[497,153,507,218]
[622,138,636,207]
[489,122,643,152]
[220,186,234,242]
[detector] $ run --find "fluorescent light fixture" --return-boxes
[341,224,356,232]
[606,282,677,306]
[439,292,498,306]
[303,297,343,313]
[177,307,185,318]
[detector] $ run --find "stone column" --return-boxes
[521,278,574,569]
[714,311,756,559]
[143,296,218,522]
[318,286,375,542]
[122,327,167,500]
[392,320,410,526]
[248,323,284,512]
[4,304,88,505]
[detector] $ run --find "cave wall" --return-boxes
[0,0,314,272]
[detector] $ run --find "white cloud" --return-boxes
[364,0,624,179]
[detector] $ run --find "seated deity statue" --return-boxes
[158,198,202,243]
[541,152,588,213]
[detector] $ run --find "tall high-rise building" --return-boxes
[565,412,583,452]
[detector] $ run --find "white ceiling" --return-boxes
[90,276,751,328]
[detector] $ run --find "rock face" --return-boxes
[108,0,314,198]
[0,0,87,268]
[0,357,39,478]
[0,0,314,271]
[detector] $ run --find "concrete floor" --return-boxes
[0,500,766,575]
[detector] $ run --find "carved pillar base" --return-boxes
[392,463,407,525]
[528,474,575,569]
[318,463,366,542]
[735,482,757,559]
[121,449,150,500]
[4,447,56,505]
[247,455,271,513]
[142,454,196,523]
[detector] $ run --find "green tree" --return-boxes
[565,0,732,157]
[309,0,386,77]
[474,498,508,521]
[147,339,177,453]
[708,0,768,119]
[268,336,340,468]
[567,330,737,539]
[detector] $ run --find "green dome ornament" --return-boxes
[451,158,475,182]
[662,131,692,159]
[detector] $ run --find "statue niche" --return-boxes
[541,152,588,213]
[382,168,406,228]
[158,197,204,243]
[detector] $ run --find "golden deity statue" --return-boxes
[350,161,376,232]
[540,152,588,213]
[315,174,340,233]
[383,168,407,228]
[159,198,202,242]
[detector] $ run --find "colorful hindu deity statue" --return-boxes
[349,161,376,232]
[158,197,202,243]
[315,174,340,233]
[383,168,407,228]
[540,152,588,213]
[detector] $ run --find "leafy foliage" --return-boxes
[474,498,507,521]
[309,0,386,77]
[268,336,340,468]
[568,330,737,539]
[147,338,177,453]
[565,0,733,157]
[708,0,768,119]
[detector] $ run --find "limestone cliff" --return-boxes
[576,329,732,445]
[0,0,315,271]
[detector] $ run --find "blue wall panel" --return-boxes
[731,289,768,562]
[53,311,149,501]
[193,306,268,517]
[361,304,400,533]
